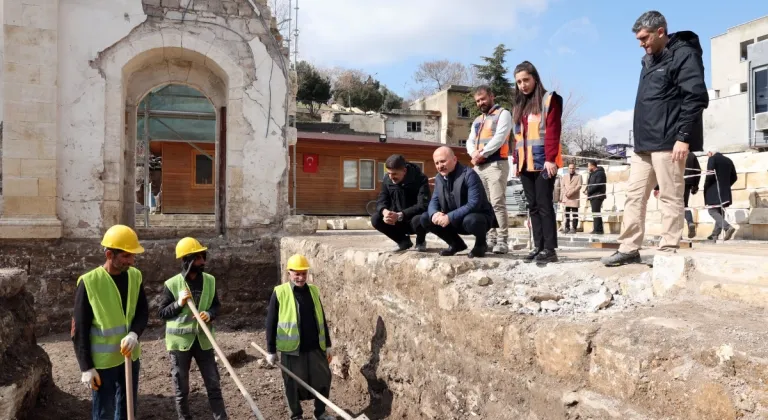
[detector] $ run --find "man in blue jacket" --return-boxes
[421,146,496,258]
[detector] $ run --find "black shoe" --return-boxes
[439,243,468,256]
[414,241,427,252]
[524,248,541,262]
[468,243,487,258]
[687,224,696,239]
[590,230,604,235]
[723,226,736,241]
[535,249,558,263]
[393,239,413,252]
[600,250,641,267]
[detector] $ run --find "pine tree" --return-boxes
[462,44,515,116]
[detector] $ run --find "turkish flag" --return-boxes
[303,153,319,173]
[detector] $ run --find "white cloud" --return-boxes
[585,109,634,144]
[296,0,551,66]
[547,17,599,56]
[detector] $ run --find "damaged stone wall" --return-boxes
[0,269,52,419]
[0,237,279,335]
[55,0,293,238]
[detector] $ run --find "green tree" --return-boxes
[296,61,332,118]
[380,87,404,111]
[332,71,387,112]
[461,43,516,116]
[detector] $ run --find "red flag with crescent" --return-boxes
[303,153,319,173]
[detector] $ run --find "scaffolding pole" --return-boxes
[143,93,151,228]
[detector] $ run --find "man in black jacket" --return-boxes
[603,10,709,267]
[703,147,738,241]
[372,154,431,252]
[421,146,496,258]
[586,161,607,234]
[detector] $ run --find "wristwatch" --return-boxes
[397,213,404,222]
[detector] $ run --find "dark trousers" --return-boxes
[564,206,579,229]
[708,207,731,234]
[420,211,491,248]
[371,211,427,245]
[91,359,140,420]
[590,198,605,233]
[684,185,694,226]
[281,349,332,419]
[520,171,557,250]
[170,339,228,420]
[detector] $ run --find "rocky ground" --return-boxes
[30,325,389,420]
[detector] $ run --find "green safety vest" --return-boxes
[77,266,142,370]
[164,273,216,351]
[275,282,326,353]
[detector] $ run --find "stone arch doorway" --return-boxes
[134,84,219,229]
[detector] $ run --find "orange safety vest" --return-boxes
[472,105,510,163]
[512,91,563,172]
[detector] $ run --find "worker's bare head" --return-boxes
[289,269,308,286]
[588,160,598,172]
[433,146,457,177]
[568,163,576,174]
[104,248,135,272]
[473,85,495,114]
[633,11,668,56]
[385,154,408,184]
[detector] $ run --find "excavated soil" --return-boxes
[31,325,391,419]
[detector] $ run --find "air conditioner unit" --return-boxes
[756,112,768,131]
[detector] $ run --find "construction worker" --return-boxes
[266,254,335,420]
[71,224,148,420]
[157,237,227,420]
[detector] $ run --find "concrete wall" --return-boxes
[0,0,293,239]
[703,93,749,149]
[710,16,768,94]
[337,113,385,134]
[385,115,440,142]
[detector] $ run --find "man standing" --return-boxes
[560,163,582,233]
[466,85,512,254]
[654,151,702,238]
[72,224,148,420]
[703,147,738,241]
[372,154,430,252]
[586,161,607,234]
[158,237,227,420]
[266,254,334,420]
[602,10,708,266]
[421,146,496,258]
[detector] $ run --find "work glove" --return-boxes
[120,332,138,357]
[177,289,192,307]
[81,368,101,391]
[325,347,333,364]
[266,353,277,366]
[199,311,210,323]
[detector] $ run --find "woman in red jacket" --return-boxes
[511,61,564,263]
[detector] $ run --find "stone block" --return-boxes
[20,159,55,178]
[103,183,120,202]
[3,62,40,84]
[0,218,62,239]
[502,324,526,360]
[652,254,692,297]
[2,196,56,216]
[753,224,768,240]
[2,140,40,159]
[3,178,39,197]
[726,208,750,224]
[690,382,737,420]
[282,215,317,235]
[747,172,768,189]
[345,218,372,230]
[700,281,768,307]
[588,343,643,400]
[533,323,596,378]
[2,159,22,177]
[0,269,27,299]
[4,121,57,143]
[751,190,768,208]
[731,173,746,190]
[730,189,752,209]
[438,287,459,311]
[37,178,56,197]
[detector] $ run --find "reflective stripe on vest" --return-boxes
[473,105,510,163]
[274,283,327,353]
[164,273,216,352]
[77,266,142,370]
[513,91,563,171]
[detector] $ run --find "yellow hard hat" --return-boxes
[176,237,208,259]
[286,254,310,271]
[101,224,145,254]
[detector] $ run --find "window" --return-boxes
[378,161,386,183]
[459,140,468,147]
[411,161,424,172]
[758,34,768,43]
[740,39,755,61]
[407,121,422,132]
[755,68,768,114]
[458,102,471,118]
[359,160,375,190]
[343,160,358,188]
[192,151,214,187]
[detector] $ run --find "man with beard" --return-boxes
[158,237,227,419]
[72,224,149,420]
[466,85,511,254]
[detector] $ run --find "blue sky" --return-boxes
[299,0,768,142]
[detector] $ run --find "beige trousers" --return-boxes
[474,160,510,242]
[618,151,685,254]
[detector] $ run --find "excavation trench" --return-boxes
[2,234,768,419]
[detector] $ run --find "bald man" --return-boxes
[420,147,497,258]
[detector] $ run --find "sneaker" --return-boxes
[723,226,736,241]
[493,241,508,254]
[469,243,488,258]
[314,414,336,420]
[600,250,641,267]
[523,248,541,263]
[687,224,696,239]
[535,249,558,263]
[392,239,413,252]
[439,243,468,256]
[414,241,427,252]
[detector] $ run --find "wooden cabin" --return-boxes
[288,132,471,215]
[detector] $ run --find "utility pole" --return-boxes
[287,0,292,68]
[293,0,299,66]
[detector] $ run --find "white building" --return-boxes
[320,109,442,142]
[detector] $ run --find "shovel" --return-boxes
[125,356,135,420]
[250,342,370,420]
